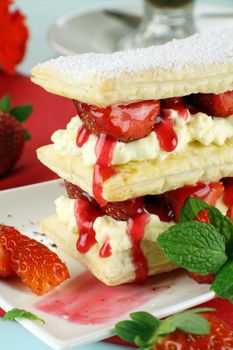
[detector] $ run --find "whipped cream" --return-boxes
[55,195,228,253]
[51,111,233,166]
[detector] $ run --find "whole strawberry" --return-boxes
[0,95,32,177]
[115,308,233,350]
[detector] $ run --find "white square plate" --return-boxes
[0,180,215,350]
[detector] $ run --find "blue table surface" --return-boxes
[2,0,233,349]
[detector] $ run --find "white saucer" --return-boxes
[47,3,233,55]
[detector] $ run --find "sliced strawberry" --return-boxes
[144,194,173,222]
[65,180,145,221]
[191,91,233,117]
[74,100,161,142]
[227,205,233,222]
[0,225,70,295]
[161,97,188,120]
[222,177,233,207]
[186,271,215,284]
[101,197,144,221]
[163,181,223,221]
[0,244,15,278]
[64,180,98,206]
[204,182,224,206]
[193,208,210,224]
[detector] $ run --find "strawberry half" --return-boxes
[191,91,233,117]
[0,96,32,177]
[0,225,70,296]
[74,100,161,142]
[0,244,15,278]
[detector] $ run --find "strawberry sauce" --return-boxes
[154,110,178,152]
[74,198,102,253]
[93,133,116,205]
[127,213,150,283]
[76,126,90,147]
[154,98,189,152]
[99,239,112,258]
[35,271,171,324]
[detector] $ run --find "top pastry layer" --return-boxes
[31,28,233,106]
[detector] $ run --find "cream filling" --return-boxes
[55,195,228,254]
[51,111,233,166]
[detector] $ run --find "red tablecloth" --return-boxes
[1,73,233,345]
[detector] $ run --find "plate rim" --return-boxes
[0,179,215,350]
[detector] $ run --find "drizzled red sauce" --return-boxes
[76,126,90,147]
[154,110,178,152]
[154,98,189,152]
[99,239,112,258]
[35,271,172,324]
[93,133,116,205]
[127,213,150,283]
[74,197,102,253]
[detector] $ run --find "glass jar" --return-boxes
[118,0,196,50]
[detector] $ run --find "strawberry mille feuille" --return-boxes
[32,28,233,286]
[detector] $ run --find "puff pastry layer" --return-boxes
[32,28,233,106]
[37,140,233,201]
[40,215,177,286]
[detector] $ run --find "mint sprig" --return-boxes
[211,259,233,301]
[157,197,233,303]
[2,308,45,324]
[115,308,214,348]
[180,197,233,254]
[157,221,227,274]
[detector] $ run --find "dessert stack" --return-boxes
[32,28,233,286]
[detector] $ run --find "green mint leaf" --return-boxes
[169,312,210,335]
[208,207,233,256]
[180,197,233,255]
[179,197,208,222]
[23,128,31,141]
[211,259,233,300]
[115,312,160,345]
[187,307,215,314]
[0,95,11,113]
[2,308,45,324]
[130,311,160,334]
[156,312,210,337]
[115,320,148,343]
[157,221,227,274]
[10,105,33,122]
[154,308,213,340]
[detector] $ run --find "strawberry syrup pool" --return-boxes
[35,271,171,324]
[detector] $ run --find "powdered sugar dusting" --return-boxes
[39,28,233,81]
